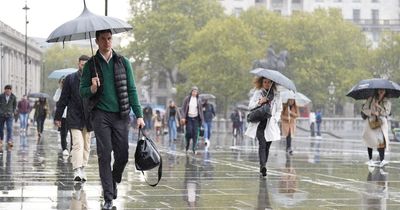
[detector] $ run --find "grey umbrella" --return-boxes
[250,68,297,92]
[46,1,132,43]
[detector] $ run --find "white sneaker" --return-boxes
[366,160,375,167]
[81,167,87,182]
[379,160,389,167]
[62,149,69,156]
[74,168,82,182]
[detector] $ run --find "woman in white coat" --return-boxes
[245,77,282,177]
[361,89,391,167]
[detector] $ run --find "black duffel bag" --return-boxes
[247,103,272,123]
[135,128,162,187]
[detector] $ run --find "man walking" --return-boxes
[80,29,145,210]
[17,94,31,135]
[0,85,17,149]
[55,55,91,182]
[202,99,215,146]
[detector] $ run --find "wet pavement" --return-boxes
[1,126,400,209]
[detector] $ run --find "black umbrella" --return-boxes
[346,78,400,100]
[28,92,49,98]
[250,68,297,92]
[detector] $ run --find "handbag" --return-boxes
[199,126,204,137]
[368,116,382,129]
[247,103,271,123]
[134,128,162,187]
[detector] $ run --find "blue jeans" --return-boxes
[168,117,177,141]
[19,113,29,129]
[0,115,14,142]
[203,121,213,140]
[316,122,321,136]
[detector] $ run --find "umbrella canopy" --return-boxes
[46,2,132,43]
[28,92,49,98]
[250,68,296,92]
[199,93,216,100]
[346,78,400,100]
[48,68,78,79]
[280,90,311,106]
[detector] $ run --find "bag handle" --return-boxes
[137,128,163,187]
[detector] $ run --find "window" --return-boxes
[272,0,283,3]
[233,7,243,16]
[315,0,324,2]
[158,72,167,89]
[352,0,361,2]
[372,0,379,2]
[292,0,302,3]
[372,9,379,24]
[353,9,360,22]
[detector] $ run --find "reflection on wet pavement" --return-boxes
[1,127,400,209]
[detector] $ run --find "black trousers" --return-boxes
[185,117,200,152]
[256,119,272,167]
[92,109,129,202]
[59,118,70,151]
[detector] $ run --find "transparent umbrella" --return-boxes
[280,90,311,106]
[48,68,78,79]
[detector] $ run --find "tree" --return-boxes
[42,44,91,99]
[126,0,225,85]
[179,17,259,115]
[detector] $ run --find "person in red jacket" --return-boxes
[17,94,31,134]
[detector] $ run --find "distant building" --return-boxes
[0,21,43,98]
[219,0,400,48]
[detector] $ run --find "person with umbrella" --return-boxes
[281,98,299,155]
[244,76,283,177]
[80,29,145,209]
[361,89,391,167]
[347,78,399,168]
[53,76,70,157]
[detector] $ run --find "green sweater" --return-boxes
[79,51,143,118]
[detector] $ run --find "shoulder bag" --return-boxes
[368,115,382,129]
[247,103,271,123]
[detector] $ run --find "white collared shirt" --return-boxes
[100,51,113,63]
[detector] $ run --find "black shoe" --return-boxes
[113,181,118,200]
[260,167,267,177]
[103,201,113,210]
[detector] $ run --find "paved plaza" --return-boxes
[1,125,400,210]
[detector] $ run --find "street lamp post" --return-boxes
[23,2,29,95]
[328,81,336,116]
[0,42,3,89]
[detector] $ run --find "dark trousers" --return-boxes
[185,117,200,152]
[92,109,129,202]
[310,122,315,137]
[256,119,272,167]
[36,116,46,134]
[0,116,13,142]
[368,147,385,161]
[286,133,292,150]
[59,118,70,151]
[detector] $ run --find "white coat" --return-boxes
[245,88,283,141]
[361,97,391,149]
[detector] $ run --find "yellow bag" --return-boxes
[368,116,382,129]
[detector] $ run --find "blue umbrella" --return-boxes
[250,68,297,92]
[48,68,78,79]
[346,78,400,100]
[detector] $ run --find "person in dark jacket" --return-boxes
[34,97,48,138]
[17,94,31,134]
[55,55,91,182]
[143,105,153,131]
[79,29,145,210]
[202,99,215,146]
[0,85,17,148]
[181,86,204,154]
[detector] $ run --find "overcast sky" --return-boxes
[0,0,130,38]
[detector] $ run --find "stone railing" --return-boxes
[213,117,367,138]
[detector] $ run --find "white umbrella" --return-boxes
[48,68,78,79]
[280,90,311,106]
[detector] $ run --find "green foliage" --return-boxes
[127,0,224,83]
[179,17,259,115]
[42,44,91,99]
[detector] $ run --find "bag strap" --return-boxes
[137,128,163,187]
